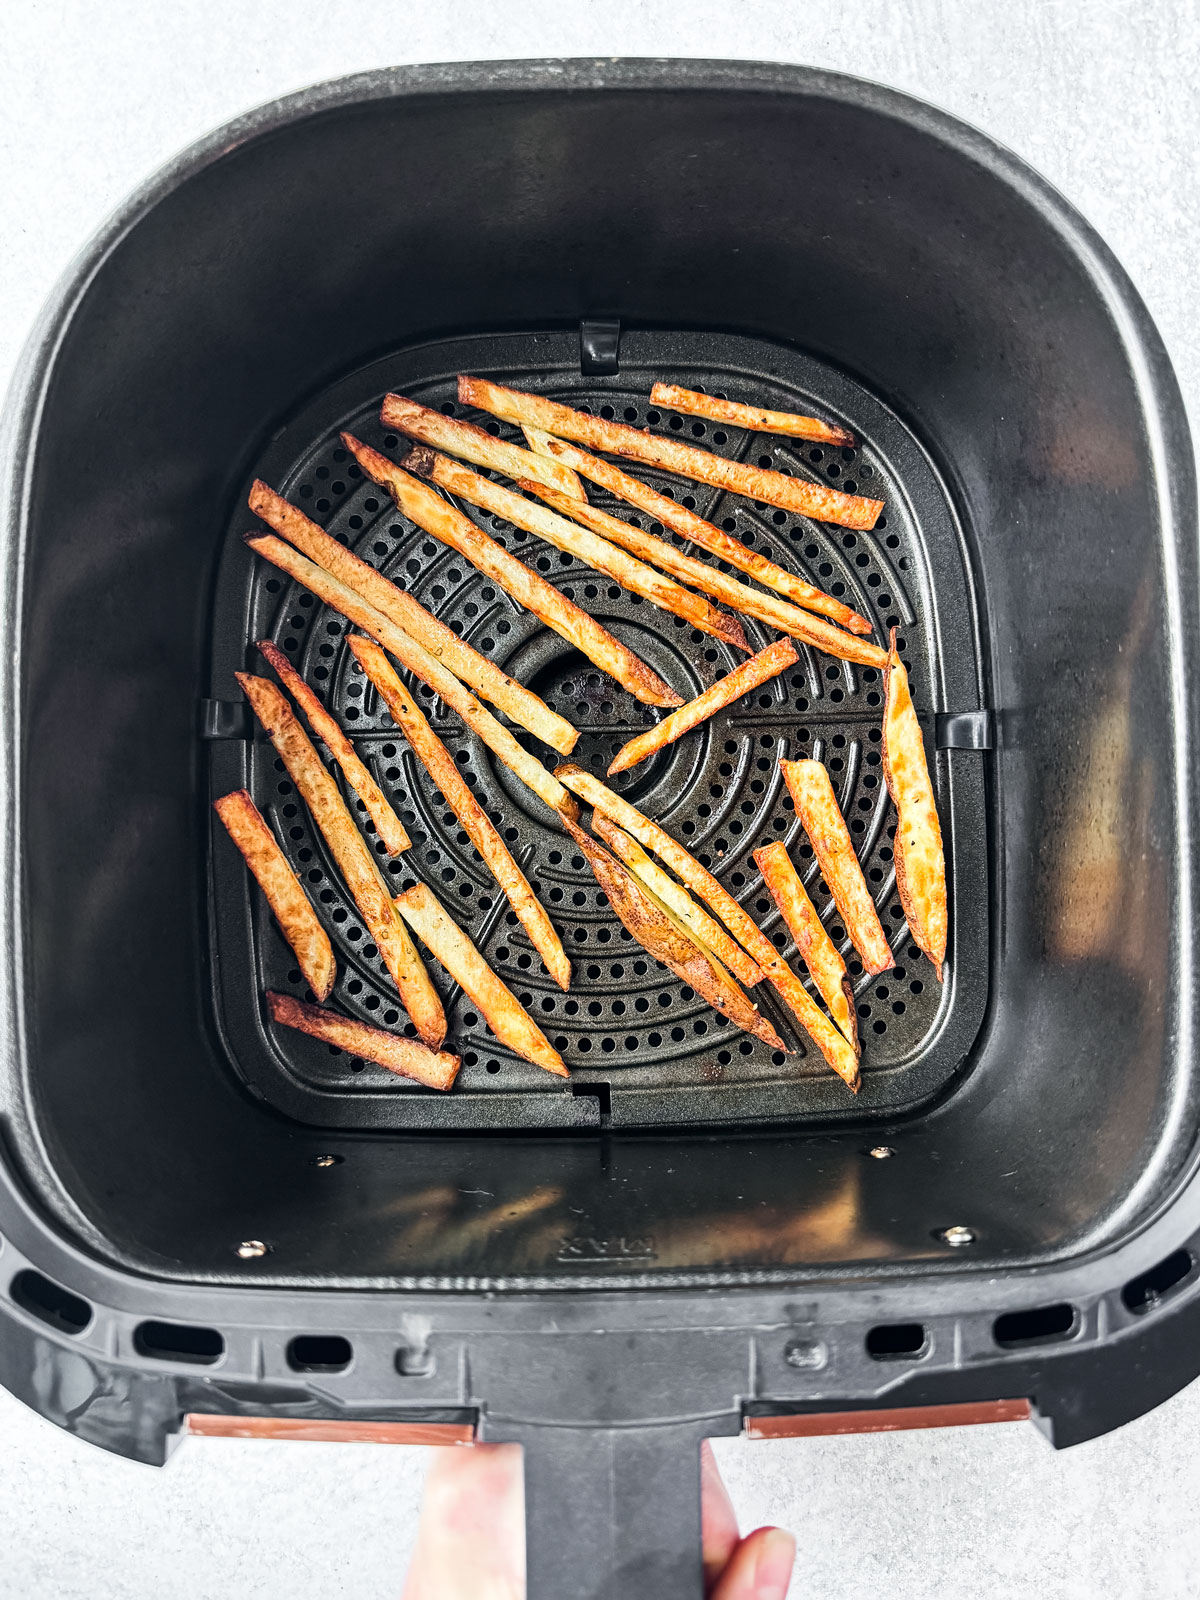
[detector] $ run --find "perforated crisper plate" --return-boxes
[206,330,988,1130]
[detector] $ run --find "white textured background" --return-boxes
[2,3,1198,1596]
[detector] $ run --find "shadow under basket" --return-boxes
[1,60,1197,1600]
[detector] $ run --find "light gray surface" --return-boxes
[1,2,1198,1595]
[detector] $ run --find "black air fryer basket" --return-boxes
[1,60,1197,1600]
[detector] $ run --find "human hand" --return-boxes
[402,1438,795,1599]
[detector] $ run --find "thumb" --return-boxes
[710,1525,796,1600]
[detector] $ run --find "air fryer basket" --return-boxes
[1,60,1197,1600]
[211,327,986,1130]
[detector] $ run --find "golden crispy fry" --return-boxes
[525,431,874,636]
[236,672,447,1046]
[248,482,576,755]
[530,479,873,651]
[590,812,763,987]
[752,952,861,1091]
[394,883,567,1077]
[214,790,335,1001]
[608,639,798,775]
[554,762,848,1061]
[266,991,460,1089]
[780,758,893,976]
[560,815,784,1049]
[341,435,683,710]
[349,635,571,990]
[460,376,883,529]
[256,641,410,856]
[245,534,572,815]
[379,391,585,500]
[649,383,856,448]
[754,841,858,1051]
[409,448,750,653]
[883,629,947,980]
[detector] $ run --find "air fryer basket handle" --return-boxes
[500,1420,716,1600]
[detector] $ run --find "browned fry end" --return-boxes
[266,991,460,1090]
[214,790,336,1002]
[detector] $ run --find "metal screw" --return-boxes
[236,1239,269,1260]
[312,1155,340,1168]
[783,1338,827,1371]
[868,1146,895,1160]
[938,1225,976,1247]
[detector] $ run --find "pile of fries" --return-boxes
[216,378,946,1095]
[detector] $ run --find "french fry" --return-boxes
[560,814,785,1050]
[266,991,460,1089]
[525,431,874,636]
[236,671,447,1046]
[379,391,585,500]
[590,812,763,987]
[649,383,856,448]
[530,479,875,650]
[882,629,947,980]
[780,758,893,975]
[349,634,571,990]
[256,640,410,856]
[608,639,798,775]
[754,951,861,1091]
[553,762,851,1067]
[245,533,572,815]
[214,790,335,1001]
[341,435,683,709]
[394,883,567,1077]
[248,482,576,755]
[460,375,884,530]
[754,841,858,1051]
[408,448,750,654]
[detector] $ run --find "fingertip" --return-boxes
[700,1440,740,1586]
[749,1526,796,1597]
[710,1522,796,1600]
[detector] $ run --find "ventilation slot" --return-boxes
[570,1081,611,1120]
[396,1345,435,1378]
[1122,1248,1194,1315]
[287,1334,353,1372]
[10,1269,92,1335]
[993,1302,1076,1348]
[865,1322,928,1360]
[134,1320,225,1365]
